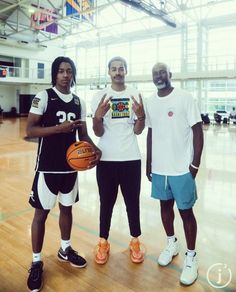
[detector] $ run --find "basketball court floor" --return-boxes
[0,117,235,291]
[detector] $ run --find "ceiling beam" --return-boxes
[120,0,177,28]
[0,0,30,14]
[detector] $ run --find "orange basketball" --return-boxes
[66,141,96,171]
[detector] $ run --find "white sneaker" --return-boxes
[180,253,198,285]
[158,239,179,266]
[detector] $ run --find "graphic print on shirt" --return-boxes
[167,108,174,117]
[56,111,76,123]
[111,98,130,119]
[32,97,40,108]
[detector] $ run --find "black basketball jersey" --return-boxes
[35,88,81,172]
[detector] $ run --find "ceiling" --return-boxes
[0,0,236,49]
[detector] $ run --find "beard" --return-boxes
[155,82,167,89]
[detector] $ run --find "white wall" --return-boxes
[0,43,65,112]
[0,42,64,81]
[0,84,51,113]
[0,42,64,61]
[28,84,50,95]
[0,85,17,112]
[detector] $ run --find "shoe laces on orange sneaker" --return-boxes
[129,238,145,263]
[95,239,110,264]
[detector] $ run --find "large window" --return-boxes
[130,38,157,75]
[69,22,236,117]
[203,80,236,114]
[159,35,181,72]
[208,26,236,71]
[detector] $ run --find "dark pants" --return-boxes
[96,160,141,239]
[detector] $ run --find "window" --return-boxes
[37,63,44,79]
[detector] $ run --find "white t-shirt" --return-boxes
[230,109,236,117]
[145,87,202,176]
[30,87,86,120]
[91,86,141,161]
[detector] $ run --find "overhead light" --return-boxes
[120,0,176,28]
[28,8,35,14]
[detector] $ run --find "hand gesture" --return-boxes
[131,94,145,119]
[59,119,82,133]
[95,94,112,120]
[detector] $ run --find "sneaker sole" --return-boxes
[95,258,109,265]
[131,256,144,264]
[130,251,145,264]
[180,273,198,286]
[158,252,179,266]
[58,257,87,268]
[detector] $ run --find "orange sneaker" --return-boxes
[95,239,110,265]
[129,238,145,263]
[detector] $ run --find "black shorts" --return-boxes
[29,172,79,210]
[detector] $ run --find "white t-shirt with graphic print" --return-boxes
[145,87,202,176]
[91,86,141,161]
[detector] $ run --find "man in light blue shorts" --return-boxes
[145,62,203,286]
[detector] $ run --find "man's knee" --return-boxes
[33,209,50,223]
[179,208,195,221]
[160,199,175,211]
[59,204,72,215]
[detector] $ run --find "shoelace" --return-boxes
[67,248,79,260]
[163,243,174,254]
[28,265,42,280]
[131,241,140,253]
[185,256,194,268]
[98,243,109,253]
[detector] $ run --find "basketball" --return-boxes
[66,141,96,171]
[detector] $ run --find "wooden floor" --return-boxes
[0,117,235,292]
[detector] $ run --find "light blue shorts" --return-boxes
[151,172,197,210]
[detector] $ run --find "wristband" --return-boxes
[137,116,145,121]
[190,163,199,170]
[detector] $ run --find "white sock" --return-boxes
[187,249,196,257]
[32,252,41,262]
[61,239,71,251]
[167,235,176,243]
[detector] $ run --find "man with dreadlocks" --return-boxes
[26,56,101,291]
